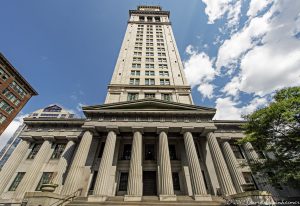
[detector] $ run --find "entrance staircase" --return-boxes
[66,195,226,206]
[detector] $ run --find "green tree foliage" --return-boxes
[241,87,300,187]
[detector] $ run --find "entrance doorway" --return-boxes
[143,171,157,195]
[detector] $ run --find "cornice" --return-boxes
[129,10,170,17]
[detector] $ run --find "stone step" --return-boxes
[66,196,225,206]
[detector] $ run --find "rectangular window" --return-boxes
[132,63,141,68]
[51,144,66,159]
[137,28,143,31]
[27,144,42,159]
[157,43,165,46]
[118,172,128,191]
[134,47,142,51]
[122,144,132,160]
[146,39,153,43]
[146,43,154,46]
[145,78,155,85]
[145,71,155,76]
[146,58,154,62]
[0,100,14,114]
[136,34,143,38]
[158,58,167,63]
[155,17,161,22]
[131,70,140,76]
[145,93,155,99]
[146,47,154,51]
[145,144,155,160]
[139,16,145,22]
[162,93,172,101]
[169,145,177,160]
[135,42,142,46]
[159,71,169,76]
[147,16,153,22]
[135,38,143,42]
[133,57,141,62]
[158,53,166,56]
[129,78,140,85]
[230,144,244,159]
[36,172,54,191]
[146,52,154,56]
[146,31,153,34]
[146,35,153,38]
[157,39,164,42]
[157,47,165,52]
[0,113,6,124]
[159,64,168,69]
[138,24,144,27]
[172,172,180,190]
[133,52,142,56]
[160,79,170,85]
[156,35,163,38]
[127,93,138,101]
[145,64,154,69]
[9,172,25,191]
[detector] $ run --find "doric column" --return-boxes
[222,141,246,193]
[90,128,117,202]
[15,136,54,199]
[61,130,93,195]
[158,128,176,201]
[124,128,143,201]
[207,132,236,196]
[53,136,77,193]
[0,140,30,194]
[183,131,211,201]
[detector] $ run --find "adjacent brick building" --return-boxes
[0,53,38,135]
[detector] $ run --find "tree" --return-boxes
[240,87,300,188]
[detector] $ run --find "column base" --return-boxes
[193,194,212,201]
[88,195,107,202]
[124,195,142,201]
[159,194,177,201]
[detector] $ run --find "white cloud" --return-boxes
[0,114,28,150]
[201,0,241,26]
[216,0,300,96]
[247,0,273,18]
[197,83,215,99]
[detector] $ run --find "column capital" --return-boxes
[66,135,79,142]
[82,125,97,135]
[42,135,55,141]
[157,126,169,134]
[181,127,194,134]
[20,135,34,142]
[106,126,119,134]
[202,127,217,136]
[132,127,144,134]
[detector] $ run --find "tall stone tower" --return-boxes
[105,5,193,105]
[0,5,294,206]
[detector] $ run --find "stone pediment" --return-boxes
[82,99,216,113]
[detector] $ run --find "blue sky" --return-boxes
[1,0,300,147]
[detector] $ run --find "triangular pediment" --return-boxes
[82,99,216,113]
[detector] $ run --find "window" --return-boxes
[138,25,144,27]
[146,39,153,43]
[0,100,14,114]
[158,58,167,63]
[147,31,153,34]
[159,64,168,69]
[147,25,153,28]
[158,52,166,56]
[172,173,180,190]
[157,39,164,42]
[156,32,163,35]
[10,81,27,99]
[133,57,141,62]
[146,58,154,62]
[118,172,128,191]
[0,113,6,124]
[98,142,105,158]
[159,71,169,76]
[8,172,25,191]
[0,68,9,81]
[135,38,143,42]
[122,144,132,160]
[157,47,165,51]
[146,52,154,56]
[137,28,144,31]
[162,93,172,101]
[132,63,141,68]
[230,144,244,159]
[27,144,42,159]
[134,52,142,56]
[169,145,177,160]
[128,93,138,101]
[36,172,54,191]
[139,16,145,21]
[157,43,165,46]
[131,70,140,76]
[145,144,155,160]
[147,16,153,22]
[145,93,155,99]
[155,17,161,22]
[2,89,20,106]
[145,71,155,76]
[156,25,162,28]
[135,42,142,46]
[129,78,140,85]
[146,43,154,46]
[147,35,153,38]
[145,64,154,69]
[156,35,163,38]
[160,79,170,85]
[51,144,66,159]
[145,78,155,85]
[134,47,142,51]
[146,47,154,51]
[136,34,143,38]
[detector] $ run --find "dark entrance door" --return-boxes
[143,171,157,195]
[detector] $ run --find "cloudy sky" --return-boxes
[0,0,299,149]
